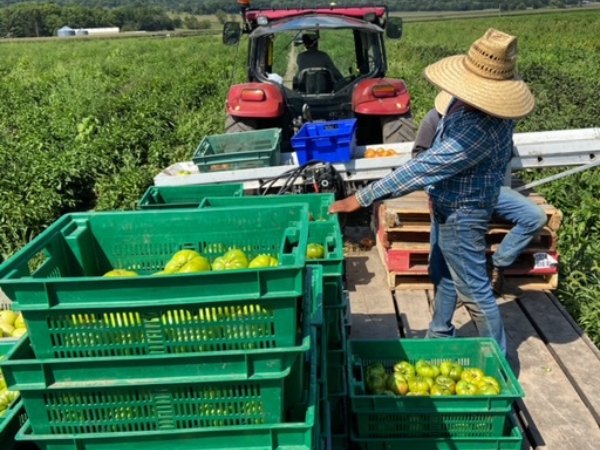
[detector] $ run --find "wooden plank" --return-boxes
[345,248,400,339]
[498,295,600,450]
[394,290,430,338]
[505,273,559,291]
[546,291,600,361]
[518,290,600,426]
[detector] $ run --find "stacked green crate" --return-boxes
[138,183,244,210]
[200,193,336,223]
[199,193,350,439]
[347,338,526,449]
[0,205,327,450]
[0,341,27,450]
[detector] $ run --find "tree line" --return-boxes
[0,0,582,38]
[0,3,181,37]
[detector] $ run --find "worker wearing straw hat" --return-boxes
[414,91,547,297]
[330,29,536,354]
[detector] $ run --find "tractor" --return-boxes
[222,1,416,151]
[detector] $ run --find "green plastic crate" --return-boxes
[350,414,524,450]
[329,393,349,437]
[0,400,26,450]
[319,399,332,450]
[323,275,345,307]
[307,221,345,277]
[138,184,244,210]
[4,264,321,365]
[0,206,309,359]
[200,193,336,222]
[348,338,524,439]
[15,335,320,450]
[2,266,323,403]
[1,340,28,450]
[325,284,348,351]
[327,365,346,398]
[192,129,282,173]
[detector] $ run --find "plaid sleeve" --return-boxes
[356,116,493,207]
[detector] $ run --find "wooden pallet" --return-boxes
[386,270,559,291]
[378,221,559,253]
[377,235,559,290]
[380,189,563,232]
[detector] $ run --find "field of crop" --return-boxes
[0,11,599,342]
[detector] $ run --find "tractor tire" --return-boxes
[381,114,417,144]
[224,115,258,133]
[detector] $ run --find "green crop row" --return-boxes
[0,36,246,260]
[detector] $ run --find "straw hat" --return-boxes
[424,28,535,119]
[434,91,453,116]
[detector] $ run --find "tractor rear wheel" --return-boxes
[381,114,417,143]
[225,115,258,133]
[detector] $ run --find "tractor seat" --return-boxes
[295,68,335,95]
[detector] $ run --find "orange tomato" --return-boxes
[375,147,386,157]
[365,148,376,158]
[386,149,397,157]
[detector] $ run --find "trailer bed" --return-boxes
[346,244,600,450]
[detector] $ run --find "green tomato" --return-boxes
[0,310,17,325]
[14,314,25,329]
[212,248,249,271]
[477,385,501,395]
[365,362,386,379]
[248,255,279,268]
[440,361,464,381]
[406,391,430,396]
[103,269,138,277]
[407,376,431,394]
[430,383,453,396]
[386,373,409,396]
[435,375,457,394]
[416,361,440,379]
[477,376,501,394]
[306,243,325,260]
[366,374,386,394]
[456,380,479,396]
[460,368,486,384]
[164,250,211,274]
[393,361,416,378]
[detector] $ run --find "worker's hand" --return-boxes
[329,195,361,214]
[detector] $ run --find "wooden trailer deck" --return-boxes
[345,241,600,450]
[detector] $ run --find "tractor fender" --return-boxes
[226,83,285,119]
[352,78,412,116]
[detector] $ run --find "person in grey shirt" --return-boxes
[296,33,343,82]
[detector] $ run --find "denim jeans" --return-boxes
[427,205,507,354]
[491,187,548,268]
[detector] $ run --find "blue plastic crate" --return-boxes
[292,119,357,164]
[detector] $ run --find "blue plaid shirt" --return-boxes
[356,104,514,210]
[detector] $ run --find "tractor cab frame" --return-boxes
[223,4,415,150]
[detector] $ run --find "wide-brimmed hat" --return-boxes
[424,28,535,119]
[434,91,453,116]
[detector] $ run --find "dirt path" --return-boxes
[283,44,298,88]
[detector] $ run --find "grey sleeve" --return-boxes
[411,109,442,157]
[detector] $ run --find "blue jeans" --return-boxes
[491,187,548,268]
[427,205,507,354]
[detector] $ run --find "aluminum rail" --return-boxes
[154,127,600,189]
